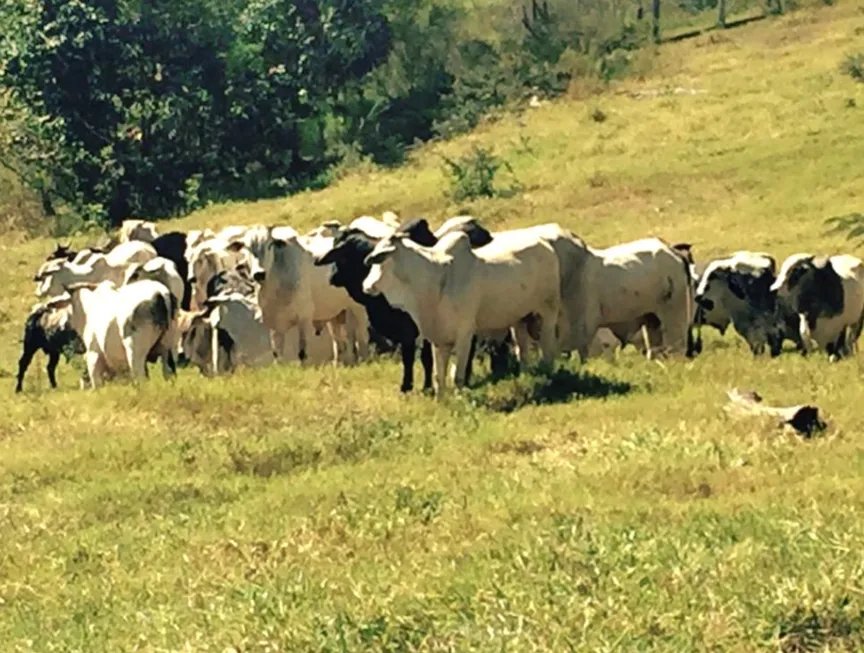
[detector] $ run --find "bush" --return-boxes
[442,146,518,201]
[842,53,864,83]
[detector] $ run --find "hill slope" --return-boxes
[2,4,864,651]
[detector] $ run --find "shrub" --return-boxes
[442,146,518,201]
[841,53,864,83]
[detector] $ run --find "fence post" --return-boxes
[717,0,727,27]
[652,0,661,42]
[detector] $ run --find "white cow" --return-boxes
[363,231,561,397]
[35,241,157,298]
[186,239,249,310]
[52,279,177,388]
[577,238,694,360]
[771,253,864,359]
[119,219,159,243]
[348,216,397,240]
[124,257,185,306]
[249,227,370,366]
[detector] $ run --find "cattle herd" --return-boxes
[14,212,864,398]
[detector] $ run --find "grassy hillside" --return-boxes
[2,3,864,651]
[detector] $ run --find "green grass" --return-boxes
[3,3,864,651]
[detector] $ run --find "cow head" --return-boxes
[434,216,493,248]
[398,218,437,247]
[313,228,375,291]
[362,238,400,296]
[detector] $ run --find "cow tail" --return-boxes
[680,253,697,357]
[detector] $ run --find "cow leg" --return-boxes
[297,320,311,365]
[798,314,814,356]
[453,333,475,388]
[161,348,177,380]
[84,351,103,389]
[489,338,511,379]
[351,310,370,362]
[399,339,415,393]
[270,330,290,363]
[513,324,531,369]
[123,337,147,381]
[433,344,453,400]
[538,311,559,371]
[327,321,348,366]
[46,350,61,389]
[465,335,478,386]
[420,339,434,392]
[15,344,39,393]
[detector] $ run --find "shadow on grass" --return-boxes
[465,367,634,414]
[777,597,864,653]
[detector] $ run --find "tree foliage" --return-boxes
[0,0,391,225]
[0,0,646,228]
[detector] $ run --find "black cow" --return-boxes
[314,227,434,393]
[150,231,191,310]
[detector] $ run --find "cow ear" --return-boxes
[226,241,245,253]
[313,248,340,266]
[466,223,494,247]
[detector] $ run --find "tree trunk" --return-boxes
[39,189,55,217]
[652,0,661,42]
[718,0,727,27]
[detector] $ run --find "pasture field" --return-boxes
[2,3,864,651]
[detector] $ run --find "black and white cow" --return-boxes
[15,299,86,393]
[770,253,864,359]
[694,251,804,356]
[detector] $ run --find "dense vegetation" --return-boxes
[0,0,768,229]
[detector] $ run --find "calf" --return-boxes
[15,299,86,392]
[56,279,178,387]
[363,231,561,398]
[771,253,864,359]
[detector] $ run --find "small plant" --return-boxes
[442,146,519,201]
[591,108,608,122]
[824,212,864,240]
[841,53,864,82]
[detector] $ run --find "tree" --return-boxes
[0,0,391,226]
